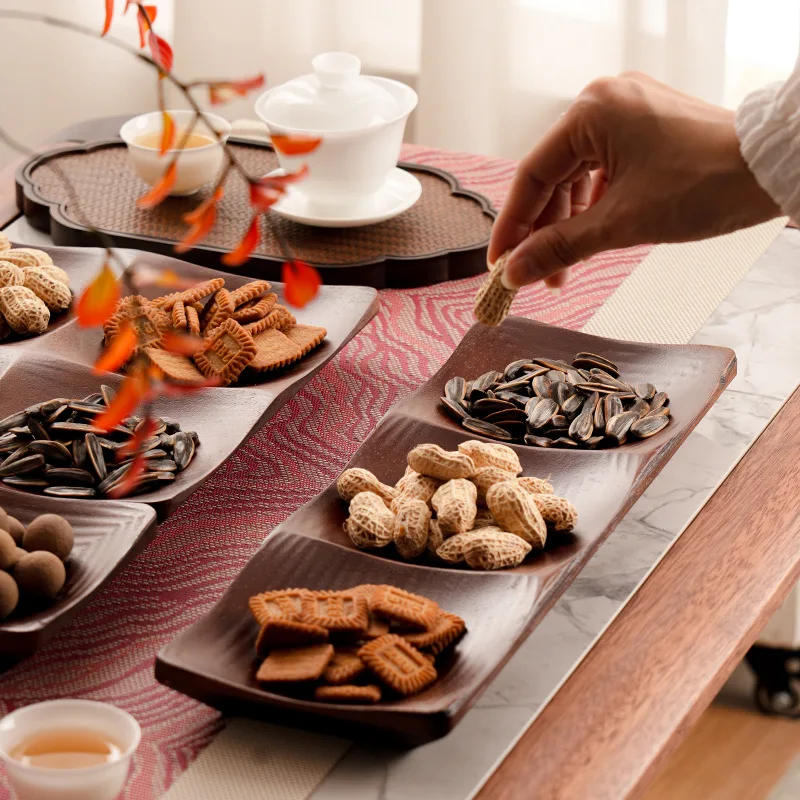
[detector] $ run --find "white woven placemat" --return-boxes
[164,219,786,800]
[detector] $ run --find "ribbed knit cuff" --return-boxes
[736,73,800,222]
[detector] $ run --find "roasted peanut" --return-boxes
[345,492,394,549]
[457,439,521,475]
[337,468,396,509]
[0,286,49,335]
[393,498,431,559]
[486,480,547,548]
[463,529,532,570]
[528,494,578,531]
[471,465,518,506]
[431,478,477,535]
[407,443,475,481]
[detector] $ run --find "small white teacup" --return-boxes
[0,699,141,800]
[120,109,231,196]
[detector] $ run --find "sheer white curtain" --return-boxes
[0,0,798,167]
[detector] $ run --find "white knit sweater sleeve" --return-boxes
[736,55,800,220]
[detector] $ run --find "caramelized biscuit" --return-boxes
[371,586,439,630]
[203,287,235,334]
[248,328,304,371]
[322,648,367,685]
[248,589,307,625]
[301,590,369,633]
[402,611,466,654]
[145,347,206,385]
[358,634,437,696]
[229,280,271,307]
[193,318,256,385]
[172,300,188,330]
[284,324,327,357]
[186,304,201,336]
[314,684,381,704]
[255,619,329,654]
[233,293,278,323]
[255,643,334,683]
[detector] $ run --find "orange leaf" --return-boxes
[102,0,114,35]
[95,370,149,432]
[160,331,206,356]
[77,262,120,327]
[148,31,174,72]
[249,182,282,213]
[271,134,322,157]
[117,415,157,459]
[222,216,260,267]
[109,450,148,498]
[175,203,216,253]
[183,186,224,225]
[93,322,137,375]
[124,0,137,12]
[137,161,176,209]
[159,109,175,155]
[208,74,266,105]
[137,4,157,48]
[282,259,321,308]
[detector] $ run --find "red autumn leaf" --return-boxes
[175,202,216,253]
[159,109,175,155]
[271,134,323,157]
[109,450,148,498]
[137,4,157,48]
[77,262,120,327]
[137,161,177,209]
[249,182,282,213]
[93,322,137,375]
[208,74,266,105]
[96,370,149,432]
[183,186,224,225]
[222,216,260,267]
[160,331,206,356]
[149,30,174,72]
[117,415,157,459]
[282,259,321,308]
[102,0,114,35]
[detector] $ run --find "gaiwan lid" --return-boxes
[255,52,411,134]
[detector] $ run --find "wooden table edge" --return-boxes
[476,385,800,800]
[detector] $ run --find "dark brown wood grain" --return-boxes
[156,317,735,746]
[476,386,800,800]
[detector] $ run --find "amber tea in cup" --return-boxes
[135,130,216,150]
[10,729,122,770]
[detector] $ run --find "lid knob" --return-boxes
[312,52,361,90]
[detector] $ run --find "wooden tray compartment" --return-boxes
[156,318,736,745]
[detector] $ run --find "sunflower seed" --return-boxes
[50,422,106,437]
[100,384,116,406]
[593,400,605,431]
[484,408,527,424]
[44,486,97,498]
[573,355,619,377]
[574,382,616,395]
[27,416,50,441]
[585,436,605,449]
[473,398,517,416]
[550,414,568,429]
[562,393,584,419]
[524,435,552,447]
[68,401,104,415]
[551,380,572,407]
[630,414,670,438]
[534,358,571,372]
[462,418,513,441]
[45,467,95,486]
[630,398,650,419]
[527,398,559,429]
[0,412,27,434]
[445,376,466,403]
[441,397,469,421]
[569,411,594,442]
[605,411,639,443]
[0,447,33,470]
[3,477,49,488]
[147,459,178,472]
[604,394,624,420]
[532,375,552,398]
[503,359,533,381]
[552,437,579,448]
[635,383,656,401]
[650,392,669,412]
[0,454,45,477]
[173,431,196,470]
[28,440,72,464]
[85,433,107,481]
[46,404,70,424]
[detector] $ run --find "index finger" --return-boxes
[488,113,594,263]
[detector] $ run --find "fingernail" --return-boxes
[499,269,517,291]
[547,286,562,297]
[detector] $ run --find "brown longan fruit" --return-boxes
[8,547,26,570]
[0,571,18,619]
[0,530,16,570]
[5,516,25,545]
[23,514,74,561]
[14,552,66,600]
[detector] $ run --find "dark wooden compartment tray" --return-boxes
[16,138,496,289]
[156,318,735,746]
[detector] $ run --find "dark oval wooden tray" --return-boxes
[0,243,378,520]
[16,137,496,289]
[0,489,157,658]
[155,318,736,746]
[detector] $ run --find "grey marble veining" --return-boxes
[311,231,800,800]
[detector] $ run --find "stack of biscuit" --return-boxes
[248,584,466,704]
[102,278,327,386]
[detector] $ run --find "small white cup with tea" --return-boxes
[120,109,231,195]
[0,699,141,800]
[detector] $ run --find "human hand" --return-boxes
[489,72,781,291]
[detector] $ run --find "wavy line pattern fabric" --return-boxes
[0,144,651,799]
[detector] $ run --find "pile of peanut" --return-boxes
[0,247,71,340]
[337,440,578,570]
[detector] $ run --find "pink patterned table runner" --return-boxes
[0,144,650,798]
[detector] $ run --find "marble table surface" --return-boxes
[4,216,799,800]
[307,228,800,800]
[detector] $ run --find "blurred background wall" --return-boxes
[1,0,798,167]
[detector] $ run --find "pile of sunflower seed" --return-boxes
[0,386,199,497]
[441,352,670,448]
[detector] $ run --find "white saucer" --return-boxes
[266,167,422,228]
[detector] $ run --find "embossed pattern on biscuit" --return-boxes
[358,634,437,696]
[194,318,256,385]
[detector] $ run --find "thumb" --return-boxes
[501,200,615,290]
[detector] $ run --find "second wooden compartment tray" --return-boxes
[156,318,736,746]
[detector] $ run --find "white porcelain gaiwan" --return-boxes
[254,52,418,206]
